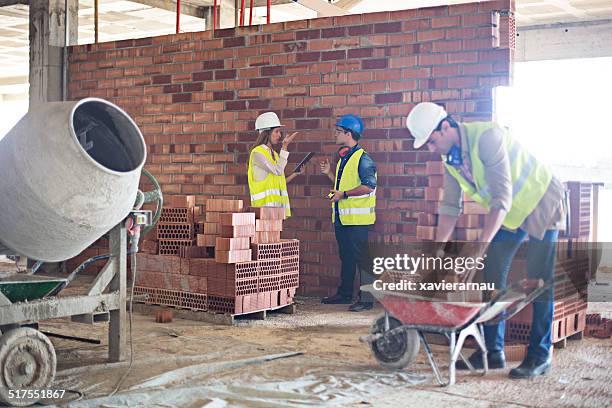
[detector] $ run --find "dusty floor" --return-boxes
[2,261,610,407]
[38,297,610,407]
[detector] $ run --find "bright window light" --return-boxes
[495,57,612,242]
[494,57,612,183]
[0,100,28,141]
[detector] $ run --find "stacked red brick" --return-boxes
[198,198,244,247]
[506,181,596,345]
[564,182,593,241]
[157,195,198,255]
[216,210,255,263]
[416,160,487,242]
[208,206,299,313]
[252,207,284,244]
[206,242,300,314]
[133,254,209,310]
[585,314,612,339]
[134,199,300,315]
[506,254,589,345]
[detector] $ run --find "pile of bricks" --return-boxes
[198,198,244,248]
[584,314,612,339]
[215,211,255,263]
[563,181,594,240]
[505,181,597,345]
[415,160,487,242]
[504,343,527,362]
[252,207,285,244]
[134,197,300,315]
[506,246,589,347]
[141,195,200,256]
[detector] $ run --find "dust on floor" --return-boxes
[34,295,611,408]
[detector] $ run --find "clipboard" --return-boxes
[293,152,315,173]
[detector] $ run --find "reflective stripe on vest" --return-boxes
[248,145,291,217]
[444,122,552,229]
[250,189,289,201]
[333,148,376,225]
[338,207,376,215]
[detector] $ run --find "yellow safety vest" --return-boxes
[444,122,552,229]
[332,148,376,225]
[248,145,291,217]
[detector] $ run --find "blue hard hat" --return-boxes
[335,114,364,137]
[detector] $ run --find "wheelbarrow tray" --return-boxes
[0,275,66,303]
[362,285,523,330]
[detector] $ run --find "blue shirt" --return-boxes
[334,144,377,226]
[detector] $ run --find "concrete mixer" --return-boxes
[0,98,162,406]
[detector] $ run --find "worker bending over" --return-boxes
[407,102,566,379]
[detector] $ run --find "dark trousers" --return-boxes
[483,228,558,361]
[334,224,373,302]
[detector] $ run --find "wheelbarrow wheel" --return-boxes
[0,327,56,407]
[370,314,419,370]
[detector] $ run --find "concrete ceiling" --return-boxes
[2,0,612,100]
[516,0,612,25]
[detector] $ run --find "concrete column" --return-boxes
[234,0,240,26]
[204,6,213,31]
[29,0,78,108]
[28,0,78,272]
[219,0,236,29]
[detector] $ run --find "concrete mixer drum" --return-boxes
[0,98,147,262]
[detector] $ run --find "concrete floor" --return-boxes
[36,290,611,407]
[1,259,608,407]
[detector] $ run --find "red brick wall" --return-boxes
[68,1,514,296]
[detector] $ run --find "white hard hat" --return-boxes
[405,102,448,149]
[255,112,284,132]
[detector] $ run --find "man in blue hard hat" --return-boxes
[319,114,378,312]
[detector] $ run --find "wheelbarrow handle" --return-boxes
[484,278,552,326]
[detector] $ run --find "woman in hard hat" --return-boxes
[248,112,299,217]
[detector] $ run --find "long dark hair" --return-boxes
[251,128,277,154]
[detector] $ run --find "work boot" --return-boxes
[456,350,505,370]
[348,301,373,312]
[321,293,352,304]
[509,356,551,379]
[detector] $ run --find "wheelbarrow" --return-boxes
[0,275,66,305]
[359,279,550,386]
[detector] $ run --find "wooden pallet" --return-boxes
[132,301,296,326]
